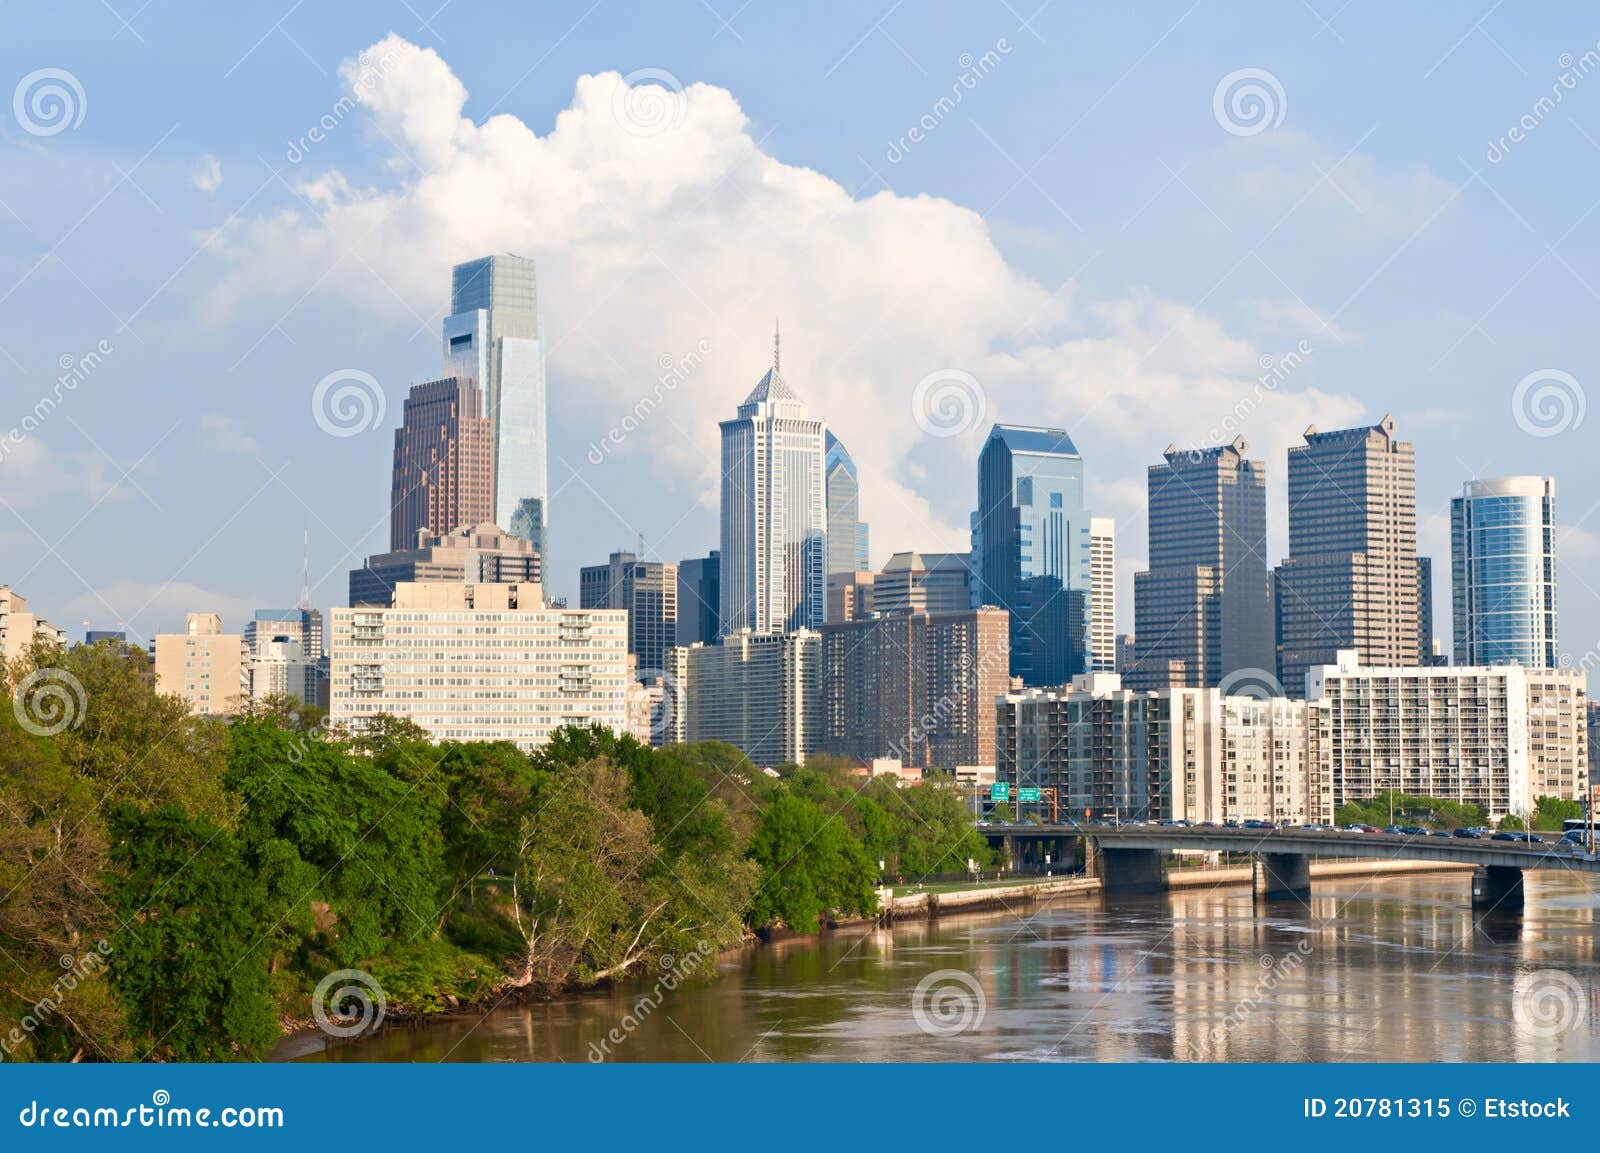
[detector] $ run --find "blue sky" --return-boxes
[2,1,1597,668]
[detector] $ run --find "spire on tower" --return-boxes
[773,319,780,374]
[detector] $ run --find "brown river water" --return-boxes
[282,871,1600,1062]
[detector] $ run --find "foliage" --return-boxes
[746,791,877,933]
[1334,792,1488,830]
[1531,795,1583,831]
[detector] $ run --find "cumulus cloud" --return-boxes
[212,35,1373,572]
[201,413,259,455]
[63,580,258,645]
[192,153,223,192]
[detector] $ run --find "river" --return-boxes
[285,871,1600,1062]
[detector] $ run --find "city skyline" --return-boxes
[3,8,1598,672]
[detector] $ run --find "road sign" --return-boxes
[989,783,1011,801]
[1019,788,1042,802]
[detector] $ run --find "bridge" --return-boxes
[979,823,1600,909]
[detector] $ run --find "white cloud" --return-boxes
[212,36,1373,569]
[63,580,258,645]
[201,413,259,455]
[192,153,223,193]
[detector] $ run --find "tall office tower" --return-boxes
[442,254,548,554]
[579,551,680,676]
[675,551,720,646]
[153,613,249,717]
[244,607,324,703]
[1451,476,1559,668]
[1116,632,1137,674]
[825,570,875,623]
[0,586,66,662]
[330,582,632,751]
[718,331,827,634]
[819,606,1010,773]
[1130,438,1272,690]
[824,431,869,577]
[1089,517,1116,672]
[873,551,974,616]
[351,523,542,607]
[1417,555,1438,664]
[976,424,1091,686]
[666,630,823,766]
[389,377,496,552]
[1273,418,1419,696]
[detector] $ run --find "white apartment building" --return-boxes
[1307,650,1588,822]
[328,581,633,751]
[665,629,822,767]
[153,612,249,717]
[1089,518,1116,673]
[0,586,67,663]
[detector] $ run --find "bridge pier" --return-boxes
[1253,853,1311,903]
[1096,846,1167,894]
[1471,865,1524,911]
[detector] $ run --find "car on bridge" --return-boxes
[1452,827,1489,839]
[1492,831,1541,843]
[1397,825,1429,836]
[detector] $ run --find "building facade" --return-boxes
[825,570,875,624]
[329,581,632,751]
[718,341,827,634]
[442,254,549,553]
[975,424,1091,686]
[1274,418,1419,696]
[388,376,496,552]
[665,630,822,766]
[0,586,66,663]
[824,430,868,577]
[579,551,679,676]
[1450,476,1559,669]
[873,551,974,617]
[819,606,1009,773]
[1089,516,1116,673]
[351,523,541,607]
[1131,438,1273,690]
[675,552,720,646]
[153,613,248,716]
[244,607,324,704]
[1306,650,1587,822]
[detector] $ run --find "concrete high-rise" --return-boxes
[825,570,875,624]
[1274,418,1419,696]
[0,586,66,663]
[824,431,868,577]
[975,424,1091,686]
[1451,476,1559,668]
[442,254,548,554]
[153,613,248,717]
[1089,517,1116,673]
[389,377,496,553]
[244,608,324,703]
[351,523,541,607]
[872,551,974,616]
[1130,438,1272,690]
[580,551,679,676]
[719,332,827,634]
[675,552,720,646]
[666,630,822,766]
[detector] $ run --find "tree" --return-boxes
[107,806,278,1061]
[746,791,876,933]
[1531,796,1583,832]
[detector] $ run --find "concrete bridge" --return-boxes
[980,823,1600,909]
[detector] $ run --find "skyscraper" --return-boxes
[1451,476,1559,668]
[872,551,974,616]
[244,607,324,704]
[389,377,496,552]
[1089,517,1116,672]
[676,552,721,646]
[719,330,827,634]
[824,431,869,577]
[580,551,679,676]
[1273,418,1419,695]
[351,523,541,608]
[976,424,1091,686]
[442,254,548,554]
[1130,438,1272,690]
[1418,555,1438,663]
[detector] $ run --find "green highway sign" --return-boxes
[989,783,1011,801]
[1018,788,1042,802]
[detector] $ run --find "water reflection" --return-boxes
[292,872,1600,1063]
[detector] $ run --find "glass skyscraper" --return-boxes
[442,254,549,559]
[824,431,868,576]
[976,424,1091,686]
[1450,476,1558,668]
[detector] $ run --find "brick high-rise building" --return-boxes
[389,377,496,552]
